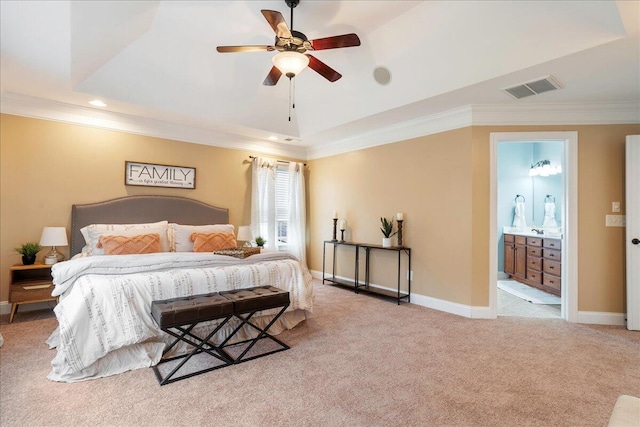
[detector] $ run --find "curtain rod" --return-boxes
[249,156,306,166]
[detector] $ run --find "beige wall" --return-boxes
[0,114,267,302]
[2,113,638,315]
[308,128,475,304]
[308,124,640,313]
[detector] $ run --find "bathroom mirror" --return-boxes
[532,174,562,227]
[497,141,563,231]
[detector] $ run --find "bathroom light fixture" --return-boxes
[529,160,562,177]
[272,51,309,78]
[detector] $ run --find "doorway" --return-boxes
[489,132,578,321]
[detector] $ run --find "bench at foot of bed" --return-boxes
[150,286,290,385]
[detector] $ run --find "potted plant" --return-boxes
[380,217,397,248]
[15,242,42,265]
[254,236,266,248]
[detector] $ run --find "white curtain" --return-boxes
[250,157,307,267]
[251,157,277,250]
[287,161,306,266]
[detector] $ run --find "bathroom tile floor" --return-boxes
[498,287,561,318]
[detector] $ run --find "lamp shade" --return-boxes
[272,51,309,77]
[237,226,253,242]
[39,227,68,247]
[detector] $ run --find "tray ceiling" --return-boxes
[1,1,638,158]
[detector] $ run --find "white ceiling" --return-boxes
[1,1,639,159]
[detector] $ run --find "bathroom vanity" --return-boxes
[504,232,562,296]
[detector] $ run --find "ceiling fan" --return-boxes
[216,0,361,86]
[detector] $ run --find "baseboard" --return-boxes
[577,311,626,326]
[0,301,10,315]
[409,292,494,319]
[309,269,493,319]
[0,300,55,316]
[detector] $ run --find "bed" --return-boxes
[46,195,313,382]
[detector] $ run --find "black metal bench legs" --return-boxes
[151,293,235,385]
[150,286,290,385]
[220,304,290,364]
[218,286,290,364]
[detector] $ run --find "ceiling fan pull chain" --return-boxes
[293,78,296,109]
[289,78,292,122]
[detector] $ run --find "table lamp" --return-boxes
[39,227,68,265]
[237,225,253,247]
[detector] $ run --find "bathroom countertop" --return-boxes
[503,227,563,239]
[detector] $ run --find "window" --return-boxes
[251,157,306,264]
[275,165,289,249]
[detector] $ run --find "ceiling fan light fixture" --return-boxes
[272,51,309,78]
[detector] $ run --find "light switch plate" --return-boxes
[612,202,621,213]
[605,215,626,227]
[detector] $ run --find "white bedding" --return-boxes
[47,252,313,382]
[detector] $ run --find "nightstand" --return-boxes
[9,264,57,323]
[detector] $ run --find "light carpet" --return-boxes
[1,280,639,427]
[498,280,561,305]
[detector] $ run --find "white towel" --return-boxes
[543,202,558,227]
[513,202,527,228]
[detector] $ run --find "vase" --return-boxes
[22,255,36,265]
[382,237,392,248]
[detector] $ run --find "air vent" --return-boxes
[502,75,562,100]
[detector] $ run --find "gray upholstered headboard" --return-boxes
[71,195,229,256]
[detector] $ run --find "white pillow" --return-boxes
[80,221,169,255]
[168,223,235,252]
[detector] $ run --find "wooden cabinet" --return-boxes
[542,239,562,293]
[504,234,562,296]
[9,264,57,323]
[504,234,515,275]
[514,236,527,279]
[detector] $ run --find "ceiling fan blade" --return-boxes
[309,33,361,51]
[306,54,342,82]
[216,45,275,53]
[261,10,292,39]
[263,66,283,86]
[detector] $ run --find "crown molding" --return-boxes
[305,105,473,160]
[306,101,640,159]
[2,92,637,161]
[472,102,640,125]
[0,92,307,160]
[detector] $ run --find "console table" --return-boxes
[322,240,411,304]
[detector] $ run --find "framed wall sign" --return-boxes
[125,161,196,189]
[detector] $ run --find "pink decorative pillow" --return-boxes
[169,223,235,252]
[190,232,237,252]
[97,233,162,255]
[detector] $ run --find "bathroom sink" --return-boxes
[543,231,563,238]
[503,227,562,239]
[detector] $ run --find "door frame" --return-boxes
[489,131,578,321]
[626,135,640,330]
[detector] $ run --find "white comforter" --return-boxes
[47,252,313,382]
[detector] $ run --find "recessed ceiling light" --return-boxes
[89,100,107,107]
[268,135,278,141]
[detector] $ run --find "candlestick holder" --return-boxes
[331,218,338,242]
[340,229,345,243]
[397,219,404,247]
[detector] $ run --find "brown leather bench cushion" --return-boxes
[220,286,290,314]
[151,293,233,328]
